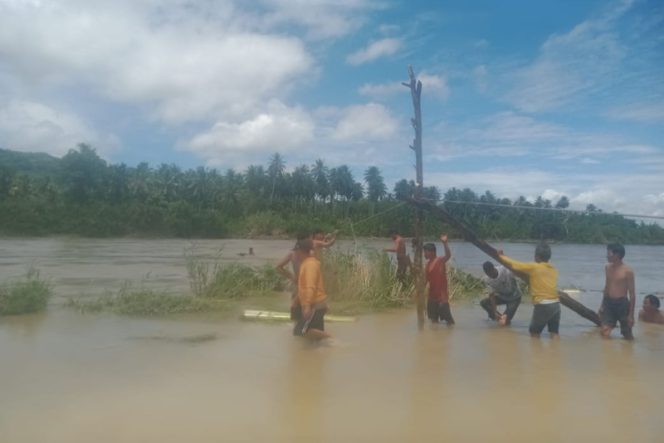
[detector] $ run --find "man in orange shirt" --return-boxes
[292,238,331,340]
[423,234,454,325]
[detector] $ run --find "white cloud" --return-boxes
[333,103,398,141]
[0,99,117,157]
[605,103,664,123]
[184,102,314,164]
[346,38,402,65]
[427,168,664,218]
[506,2,632,112]
[256,0,378,39]
[359,82,404,97]
[0,0,314,124]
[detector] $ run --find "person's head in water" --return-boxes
[423,243,436,260]
[483,261,498,279]
[607,243,625,263]
[534,243,551,263]
[643,294,660,312]
[293,238,313,260]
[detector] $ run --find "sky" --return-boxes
[0,0,663,218]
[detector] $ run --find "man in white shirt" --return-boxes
[480,261,521,326]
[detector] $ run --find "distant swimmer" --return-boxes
[498,243,560,339]
[639,294,664,325]
[385,231,409,283]
[292,238,331,341]
[424,234,454,326]
[599,243,635,340]
[480,261,521,326]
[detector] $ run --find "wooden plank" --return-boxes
[241,309,357,323]
[408,198,601,326]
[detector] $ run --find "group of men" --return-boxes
[276,229,662,342]
[386,233,664,338]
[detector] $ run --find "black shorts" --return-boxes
[293,307,326,336]
[427,299,455,324]
[529,303,561,335]
[600,297,632,336]
[290,304,302,321]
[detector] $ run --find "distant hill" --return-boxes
[0,148,61,177]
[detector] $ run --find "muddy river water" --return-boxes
[0,238,663,442]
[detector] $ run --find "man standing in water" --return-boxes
[276,233,310,321]
[292,238,331,341]
[498,243,560,338]
[480,261,521,326]
[385,231,409,283]
[599,243,635,340]
[424,234,454,325]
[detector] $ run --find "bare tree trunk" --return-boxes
[408,198,601,326]
[403,66,426,330]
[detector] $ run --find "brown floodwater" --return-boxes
[1,306,663,443]
[0,238,663,442]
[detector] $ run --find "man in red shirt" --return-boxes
[423,234,454,325]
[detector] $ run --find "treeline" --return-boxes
[0,145,662,244]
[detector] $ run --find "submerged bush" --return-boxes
[66,286,227,316]
[187,252,284,299]
[321,249,485,313]
[0,269,52,315]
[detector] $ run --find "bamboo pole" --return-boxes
[408,197,601,326]
[403,66,425,330]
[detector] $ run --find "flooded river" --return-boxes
[0,238,663,442]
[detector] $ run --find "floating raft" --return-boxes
[241,309,356,323]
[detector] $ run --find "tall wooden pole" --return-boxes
[403,66,425,329]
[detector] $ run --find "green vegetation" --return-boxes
[0,269,52,315]
[1,145,662,243]
[64,249,485,317]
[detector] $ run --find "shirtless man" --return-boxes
[312,229,337,259]
[385,231,409,282]
[599,243,635,340]
[639,294,664,325]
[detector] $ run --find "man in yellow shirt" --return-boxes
[292,238,331,341]
[498,243,560,338]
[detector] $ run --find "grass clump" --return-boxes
[66,286,228,316]
[0,269,52,315]
[321,250,486,314]
[322,250,414,313]
[187,253,284,299]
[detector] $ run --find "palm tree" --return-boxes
[267,153,285,204]
[311,159,330,202]
[364,166,387,202]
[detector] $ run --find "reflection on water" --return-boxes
[1,308,663,443]
[0,238,663,442]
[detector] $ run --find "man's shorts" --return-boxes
[529,302,561,335]
[600,296,632,336]
[293,306,326,336]
[290,303,302,321]
[427,299,455,324]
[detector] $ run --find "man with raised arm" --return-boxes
[424,234,454,325]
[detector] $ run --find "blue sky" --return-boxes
[0,0,663,217]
